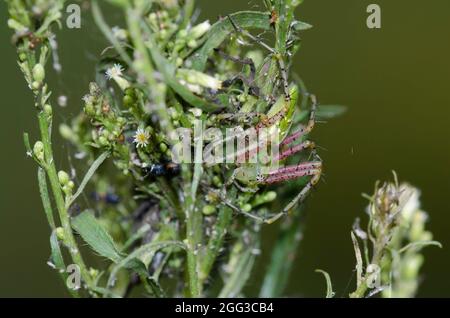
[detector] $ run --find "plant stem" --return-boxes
[38,112,93,289]
[199,200,234,286]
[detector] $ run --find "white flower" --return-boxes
[105,63,124,81]
[133,128,150,148]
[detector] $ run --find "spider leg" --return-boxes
[261,168,321,185]
[274,140,316,162]
[264,171,322,224]
[214,49,256,82]
[268,161,322,176]
[281,94,318,146]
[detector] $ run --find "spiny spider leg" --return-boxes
[274,140,316,162]
[281,94,318,146]
[222,75,260,97]
[262,168,321,184]
[265,171,322,224]
[268,161,322,176]
[214,49,256,82]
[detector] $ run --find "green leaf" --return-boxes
[67,151,109,207]
[259,210,303,298]
[291,20,313,31]
[23,132,32,156]
[72,211,123,263]
[317,105,347,119]
[219,248,256,298]
[38,168,56,229]
[107,241,186,287]
[190,11,272,72]
[315,269,335,298]
[399,240,443,254]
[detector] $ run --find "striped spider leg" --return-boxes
[225,94,321,223]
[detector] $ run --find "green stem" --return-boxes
[199,200,234,286]
[38,113,93,289]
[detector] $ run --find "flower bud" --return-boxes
[202,205,216,216]
[187,39,197,48]
[33,141,45,162]
[98,136,109,146]
[56,227,65,241]
[67,181,75,190]
[190,21,211,39]
[212,176,222,187]
[32,63,45,83]
[264,191,277,202]
[58,170,70,186]
[159,143,168,153]
[31,81,41,90]
[43,104,52,117]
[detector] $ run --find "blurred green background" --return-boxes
[0,0,449,297]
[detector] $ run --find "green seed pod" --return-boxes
[32,63,45,83]
[58,170,70,186]
[242,204,252,213]
[202,205,216,216]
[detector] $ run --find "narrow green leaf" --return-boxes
[38,168,56,229]
[23,132,32,156]
[317,105,347,119]
[107,241,186,287]
[68,151,109,206]
[399,240,443,254]
[190,11,272,72]
[259,210,303,298]
[50,231,79,297]
[72,211,123,263]
[315,269,335,298]
[219,248,256,298]
[351,231,364,287]
[292,20,313,31]
[121,224,151,252]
